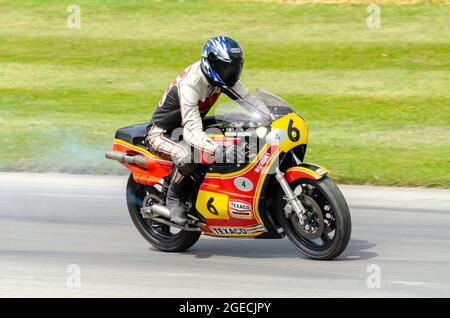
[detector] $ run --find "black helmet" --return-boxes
[200,36,244,88]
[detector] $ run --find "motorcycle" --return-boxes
[105,90,351,260]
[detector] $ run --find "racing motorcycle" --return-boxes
[105,90,351,260]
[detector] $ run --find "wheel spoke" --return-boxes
[321,229,331,243]
[160,225,171,235]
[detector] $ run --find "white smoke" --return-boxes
[24,128,126,175]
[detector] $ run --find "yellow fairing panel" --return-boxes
[195,190,230,220]
[270,112,308,153]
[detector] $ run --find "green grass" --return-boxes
[0,0,449,187]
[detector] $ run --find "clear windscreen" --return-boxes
[213,90,295,129]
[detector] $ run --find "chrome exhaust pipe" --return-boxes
[145,204,201,232]
[105,150,147,168]
[149,204,171,219]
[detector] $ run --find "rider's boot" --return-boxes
[166,168,188,225]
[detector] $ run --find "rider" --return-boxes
[146,36,264,225]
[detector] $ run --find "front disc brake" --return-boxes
[291,194,324,240]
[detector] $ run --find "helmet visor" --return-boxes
[211,58,243,87]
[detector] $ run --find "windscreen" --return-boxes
[213,90,295,128]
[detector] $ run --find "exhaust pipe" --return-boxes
[149,204,171,219]
[105,150,147,168]
[145,204,201,232]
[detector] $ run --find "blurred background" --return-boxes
[1,0,449,187]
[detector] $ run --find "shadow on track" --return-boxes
[174,238,377,261]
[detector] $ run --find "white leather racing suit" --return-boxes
[147,61,265,163]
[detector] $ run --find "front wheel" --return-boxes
[275,176,351,260]
[126,174,201,252]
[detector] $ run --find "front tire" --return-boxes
[275,176,351,260]
[126,173,201,252]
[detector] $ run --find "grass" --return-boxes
[0,0,449,187]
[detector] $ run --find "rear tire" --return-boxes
[126,173,201,252]
[275,176,351,260]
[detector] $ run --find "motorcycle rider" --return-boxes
[146,36,266,225]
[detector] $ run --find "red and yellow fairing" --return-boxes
[285,165,329,182]
[112,139,173,185]
[197,112,309,237]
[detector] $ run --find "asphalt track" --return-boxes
[0,172,449,297]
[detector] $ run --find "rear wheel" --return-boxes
[275,176,351,260]
[126,174,201,252]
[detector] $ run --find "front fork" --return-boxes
[275,167,307,225]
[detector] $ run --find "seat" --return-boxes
[115,123,148,147]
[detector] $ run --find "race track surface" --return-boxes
[0,173,449,297]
